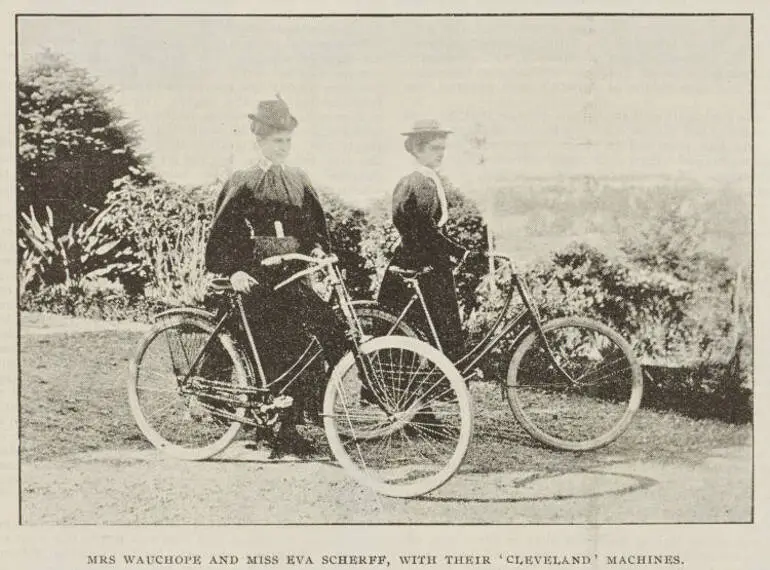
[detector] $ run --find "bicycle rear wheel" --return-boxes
[323,336,472,498]
[506,316,643,451]
[128,315,248,460]
[353,303,424,341]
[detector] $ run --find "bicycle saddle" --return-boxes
[208,277,234,292]
[389,265,433,278]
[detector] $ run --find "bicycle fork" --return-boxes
[513,276,578,386]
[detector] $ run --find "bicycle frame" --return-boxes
[370,254,555,379]
[167,254,371,426]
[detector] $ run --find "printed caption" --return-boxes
[87,552,685,567]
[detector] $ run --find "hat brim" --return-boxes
[400,129,453,136]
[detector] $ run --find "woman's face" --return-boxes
[414,137,447,170]
[257,131,293,164]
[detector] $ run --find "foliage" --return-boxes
[20,283,170,324]
[464,199,751,423]
[104,178,217,302]
[316,189,371,299]
[18,204,138,292]
[18,247,41,294]
[487,177,750,267]
[642,361,752,424]
[620,202,735,287]
[17,49,152,232]
[526,243,696,358]
[359,197,400,294]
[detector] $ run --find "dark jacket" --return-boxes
[203,163,342,409]
[391,170,465,268]
[377,170,465,360]
[205,164,330,278]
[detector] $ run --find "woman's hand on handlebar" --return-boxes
[230,271,259,293]
[310,245,326,259]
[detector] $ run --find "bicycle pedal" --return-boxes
[263,395,293,409]
[274,395,294,409]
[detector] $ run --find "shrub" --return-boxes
[20,283,171,323]
[18,204,138,292]
[465,231,751,423]
[104,178,217,303]
[317,189,371,299]
[642,361,752,424]
[17,49,151,232]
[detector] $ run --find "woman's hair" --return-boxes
[404,132,446,157]
[250,119,292,139]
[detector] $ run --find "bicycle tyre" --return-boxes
[323,336,472,498]
[506,316,643,451]
[128,314,248,460]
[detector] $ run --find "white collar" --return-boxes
[414,162,449,227]
[256,155,286,173]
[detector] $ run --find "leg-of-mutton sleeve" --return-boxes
[205,175,256,276]
[298,170,332,253]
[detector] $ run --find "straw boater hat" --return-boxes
[248,94,298,130]
[400,119,453,136]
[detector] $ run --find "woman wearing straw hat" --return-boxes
[205,95,348,457]
[377,119,467,361]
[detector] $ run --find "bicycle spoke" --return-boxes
[325,338,471,497]
[130,318,246,460]
[506,318,642,451]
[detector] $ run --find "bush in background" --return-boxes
[317,189,371,299]
[103,178,217,303]
[17,49,151,233]
[20,283,170,324]
[18,204,139,292]
[466,207,751,423]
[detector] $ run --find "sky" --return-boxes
[17,15,751,206]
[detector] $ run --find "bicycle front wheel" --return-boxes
[506,316,643,451]
[128,315,248,460]
[324,336,472,498]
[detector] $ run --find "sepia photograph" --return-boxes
[12,8,754,537]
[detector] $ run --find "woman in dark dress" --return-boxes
[377,119,467,361]
[205,96,348,456]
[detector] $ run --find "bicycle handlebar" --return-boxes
[261,252,340,290]
[261,252,339,267]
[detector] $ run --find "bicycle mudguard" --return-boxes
[349,299,379,309]
[152,307,217,322]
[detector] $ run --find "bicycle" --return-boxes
[352,253,643,451]
[128,252,472,498]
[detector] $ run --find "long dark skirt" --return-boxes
[239,279,348,424]
[377,249,464,362]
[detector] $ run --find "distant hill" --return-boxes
[475,175,751,268]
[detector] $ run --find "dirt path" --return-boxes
[21,441,751,525]
[21,311,151,335]
[18,312,753,524]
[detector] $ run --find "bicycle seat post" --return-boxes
[232,291,268,388]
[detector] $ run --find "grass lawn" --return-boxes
[19,328,751,474]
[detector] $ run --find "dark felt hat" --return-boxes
[248,94,298,131]
[401,119,452,136]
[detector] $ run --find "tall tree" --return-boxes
[17,49,151,231]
